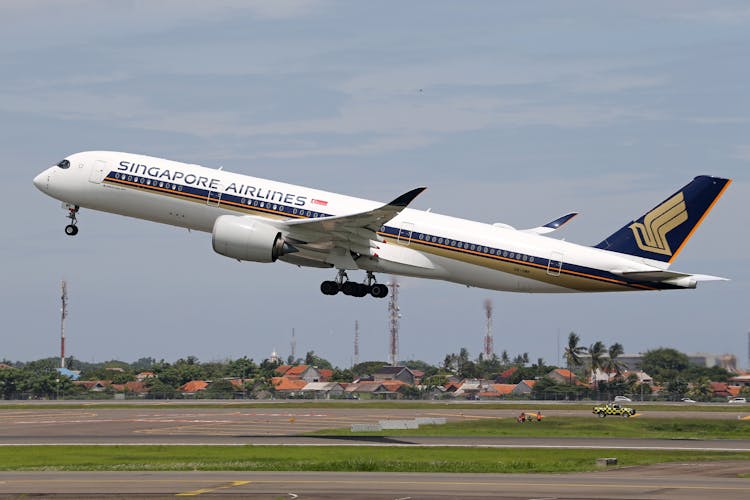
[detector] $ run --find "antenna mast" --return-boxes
[388,277,400,366]
[60,280,68,369]
[353,320,360,367]
[483,299,494,358]
[290,328,296,362]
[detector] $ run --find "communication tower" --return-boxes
[483,299,494,358]
[60,280,68,369]
[388,278,400,366]
[290,328,297,362]
[353,320,360,367]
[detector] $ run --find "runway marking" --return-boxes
[176,480,250,496]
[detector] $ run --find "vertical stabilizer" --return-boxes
[595,176,731,265]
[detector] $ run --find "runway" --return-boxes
[0,404,746,446]
[1,403,748,498]
[1,466,749,499]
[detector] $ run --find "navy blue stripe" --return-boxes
[106,171,676,291]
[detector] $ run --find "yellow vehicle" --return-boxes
[592,402,636,418]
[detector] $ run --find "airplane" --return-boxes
[33,151,731,298]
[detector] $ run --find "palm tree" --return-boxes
[588,341,606,392]
[603,342,626,379]
[563,332,587,385]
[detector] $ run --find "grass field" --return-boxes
[312,416,750,439]
[0,446,748,473]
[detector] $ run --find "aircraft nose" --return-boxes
[33,171,48,192]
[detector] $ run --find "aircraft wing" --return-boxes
[278,187,426,254]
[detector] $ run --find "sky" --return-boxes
[2,1,748,370]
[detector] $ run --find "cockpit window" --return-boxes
[57,159,70,169]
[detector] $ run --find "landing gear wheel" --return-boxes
[369,283,389,298]
[320,281,340,295]
[64,205,80,236]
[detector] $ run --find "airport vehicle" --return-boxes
[593,403,636,418]
[613,395,632,403]
[728,397,747,404]
[680,397,697,403]
[33,152,731,298]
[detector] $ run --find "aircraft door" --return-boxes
[88,160,108,184]
[397,222,414,245]
[546,251,563,276]
[207,183,223,206]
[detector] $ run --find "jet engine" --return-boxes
[212,215,296,263]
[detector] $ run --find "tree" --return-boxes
[640,348,690,384]
[588,341,606,390]
[666,378,689,401]
[687,377,712,402]
[228,357,257,379]
[147,379,178,399]
[563,332,587,384]
[603,343,626,379]
[204,379,236,399]
[304,351,333,370]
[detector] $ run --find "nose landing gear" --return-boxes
[320,270,389,298]
[64,205,79,236]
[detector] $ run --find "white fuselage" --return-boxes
[33,151,675,293]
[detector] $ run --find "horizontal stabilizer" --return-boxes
[612,269,729,287]
[523,212,578,235]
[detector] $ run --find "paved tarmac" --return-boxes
[1,403,748,498]
[1,466,749,499]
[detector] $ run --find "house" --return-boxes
[135,371,156,382]
[496,367,518,383]
[56,367,81,381]
[709,382,736,399]
[300,382,344,399]
[728,374,750,388]
[512,379,537,395]
[345,381,396,399]
[274,365,327,382]
[273,378,307,397]
[547,368,580,385]
[111,381,149,396]
[477,384,515,400]
[179,380,209,396]
[373,366,416,385]
[74,380,110,392]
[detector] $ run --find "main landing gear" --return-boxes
[321,270,389,299]
[64,205,79,236]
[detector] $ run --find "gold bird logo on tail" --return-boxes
[629,192,688,256]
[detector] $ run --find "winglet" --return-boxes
[388,187,427,207]
[522,212,578,235]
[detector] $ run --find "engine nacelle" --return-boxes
[212,215,293,263]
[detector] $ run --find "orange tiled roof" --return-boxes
[285,365,310,377]
[381,380,408,392]
[491,384,516,395]
[274,365,293,375]
[318,369,333,380]
[180,380,209,392]
[274,378,307,391]
[520,379,537,388]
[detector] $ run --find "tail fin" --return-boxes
[594,175,731,264]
